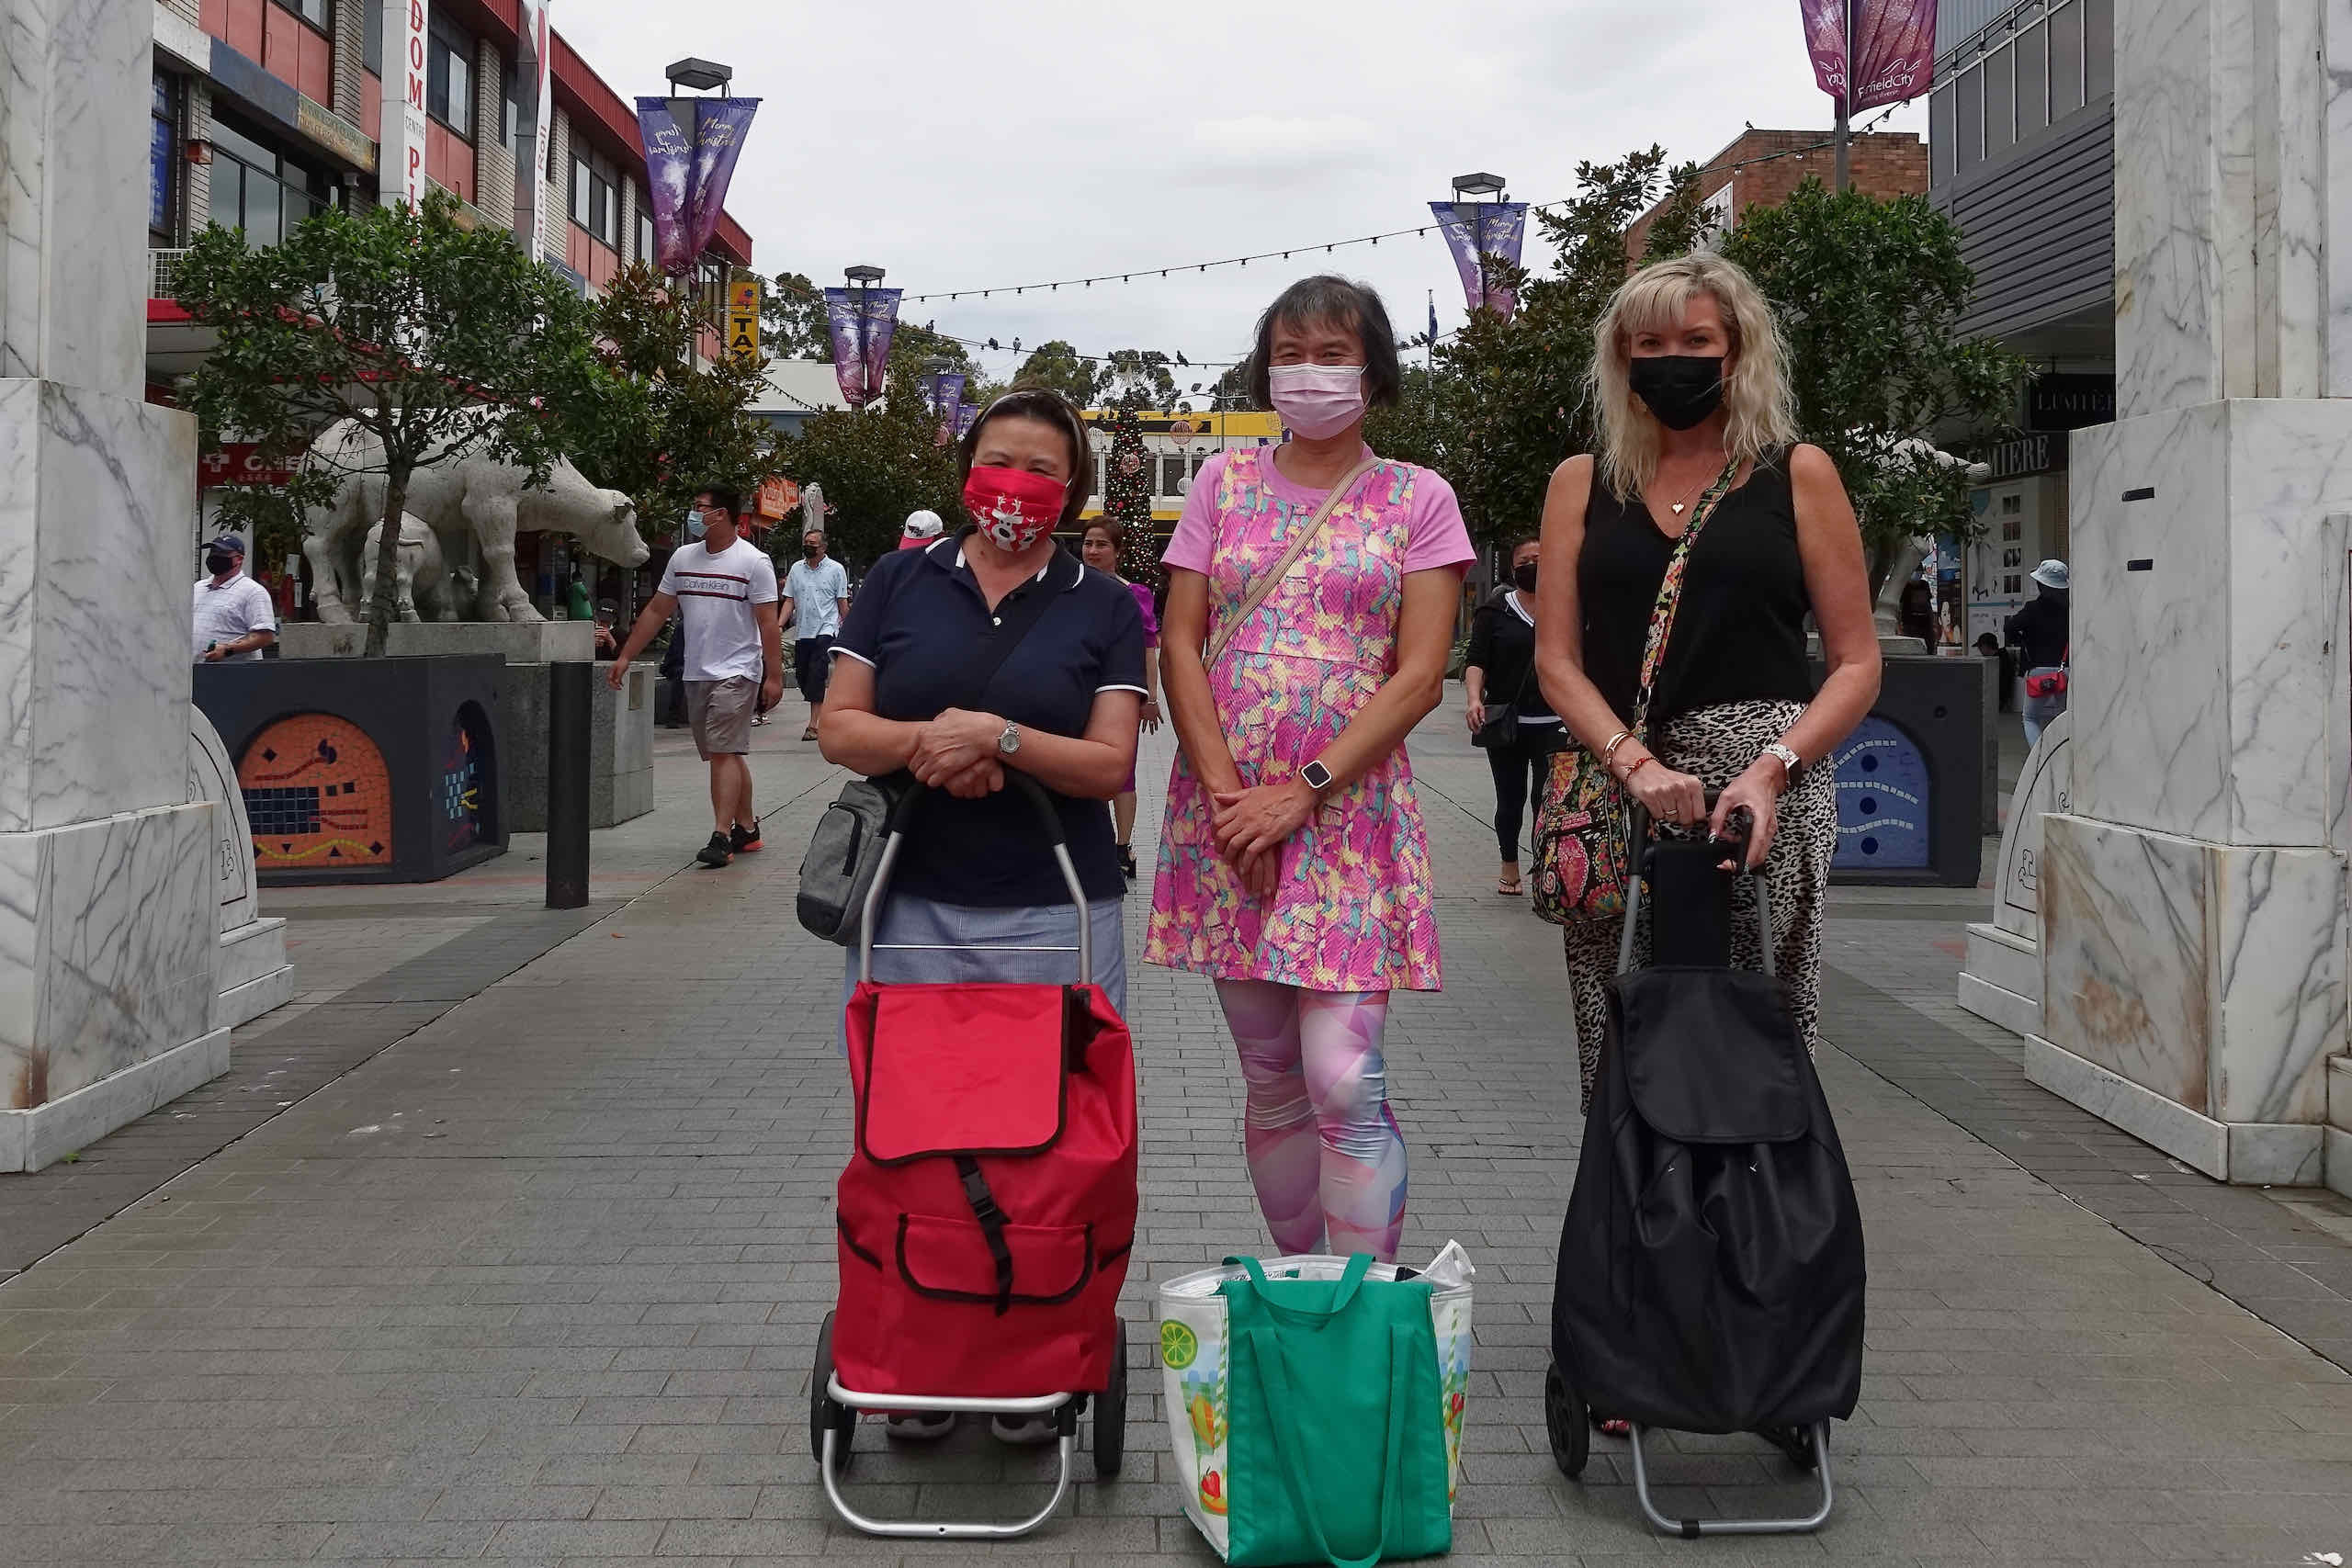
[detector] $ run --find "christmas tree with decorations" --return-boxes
[1100,398,1159,591]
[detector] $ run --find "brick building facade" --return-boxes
[1623,128,1928,259]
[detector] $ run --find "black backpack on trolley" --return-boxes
[1544,808,1865,1537]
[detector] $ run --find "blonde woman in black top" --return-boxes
[1533,253,1880,1110]
[1464,537,1557,895]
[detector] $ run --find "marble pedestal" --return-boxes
[278,619,596,663]
[1959,713,2074,1038]
[0,381,229,1171]
[188,707,293,1031]
[499,662,654,831]
[2030,400,2352,1185]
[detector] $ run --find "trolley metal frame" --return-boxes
[814,776,1122,1540]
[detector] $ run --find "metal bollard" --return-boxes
[546,661,592,908]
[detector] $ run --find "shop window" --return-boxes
[150,74,176,243]
[206,115,338,249]
[426,16,474,141]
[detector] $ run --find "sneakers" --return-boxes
[989,1415,1058,1447]
[729,820,763,854]
[695,831,732,868]
[885,1412,956,1442]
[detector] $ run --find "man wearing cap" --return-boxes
[898,509,944,551]
[192,535,277,662]
[2005,559,2070,746]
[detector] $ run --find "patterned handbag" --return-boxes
[1532,457,1743,929]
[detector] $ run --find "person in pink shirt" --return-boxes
[1078,519,1163,882]
[1145,276,1473,1262]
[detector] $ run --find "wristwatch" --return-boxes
[1299,759,1335,795]
[997,721,1023,757]
[1761,741,1803,785]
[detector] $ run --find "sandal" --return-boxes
[1498,877,1523,897]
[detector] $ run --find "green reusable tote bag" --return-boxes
[1219,1255,1452,1566]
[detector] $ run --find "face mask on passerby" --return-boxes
[684,510,708,541]
[803,541,823,560]
[1268,362,1366,440]
[1512,560,1538,592]
[206,549,238,575]
[1627,355,1727,431]
[963,466,1069,553]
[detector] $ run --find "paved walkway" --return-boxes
[3,692,2351,1564]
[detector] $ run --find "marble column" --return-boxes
[2030,0,2352,1190]
[0,0,224,1170]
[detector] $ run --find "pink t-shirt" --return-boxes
[1162,446,1474,577]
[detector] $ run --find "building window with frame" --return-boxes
[269,0,329,31]
[205,116,339,250]
[570,148,617,248]
[635,192,654,264]
[425,17,475,141]
[150,73,176,243]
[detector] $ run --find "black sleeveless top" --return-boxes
[1577,452,1816,732]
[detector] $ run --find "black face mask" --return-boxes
[1512,561,1538,592]
[1627,355,1727,431]
[804,546,821,560]
[205,551,236,575]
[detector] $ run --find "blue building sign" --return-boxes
[1830,716,1931,870]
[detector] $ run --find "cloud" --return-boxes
[1187,114,1381,164]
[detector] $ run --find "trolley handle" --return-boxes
[859,769,1091,987]
[1617,792,1774,980]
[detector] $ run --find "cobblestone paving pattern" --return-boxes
[1,698,2349,1564]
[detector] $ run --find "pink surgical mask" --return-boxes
[1267,363,1366,439]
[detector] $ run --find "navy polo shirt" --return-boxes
[832,531,1147,908]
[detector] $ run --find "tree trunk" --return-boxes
[362,461,411,658]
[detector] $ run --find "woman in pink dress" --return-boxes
[1146,276,1473,1261]
[1079,520,1163,883]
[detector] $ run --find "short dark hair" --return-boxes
[1511,535,1541,554]
[695,483,743,519]
[957,389,1093,530]
[1244,276,1402,413]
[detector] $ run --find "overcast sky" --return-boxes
[559,0,1928,391]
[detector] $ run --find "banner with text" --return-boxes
[1800,0,1938,111]
[633,96,762,274]
[1429,200,1528,320]
[918,371,967,443]
[823,287,904,408]
[727,274,763,363]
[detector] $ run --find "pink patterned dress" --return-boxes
[1145,446,1473,993]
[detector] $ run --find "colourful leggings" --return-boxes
[1214,980,1408,1261]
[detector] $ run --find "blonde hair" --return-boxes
[1588,253,1798,501]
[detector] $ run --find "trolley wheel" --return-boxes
[809,1312,855,1468]
[1759,1423,1819,1472]
[1093,1320,1127,1478]
[1544,1360,1589,1479]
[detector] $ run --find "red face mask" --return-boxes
[963,466,1067,552]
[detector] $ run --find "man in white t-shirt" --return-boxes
[782,527,850,740]
[191,534,278,661]
[607,485,782,868]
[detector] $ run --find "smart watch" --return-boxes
[997,721,1023,757]
[1300,759,1335,795]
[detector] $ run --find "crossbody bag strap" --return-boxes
[1205,456,1381,667]
[1627,456,1743,739]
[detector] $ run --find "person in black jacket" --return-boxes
[1464,537,1561,895]
[2005,559,2069,745]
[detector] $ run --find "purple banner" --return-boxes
[1428,199,1529,320]
[918,371,967,443]
[635,98,694,273]
[1801,0,1937,111]
[822,287,905,408]
[956,402,980,438]
[684,97,759,259]
[632,96,761,274]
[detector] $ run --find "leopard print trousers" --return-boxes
[1557,699,1836,1111]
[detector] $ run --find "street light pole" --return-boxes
[1834,0,1853,193]
[844,263,885,410]
[1450,171,1508,311]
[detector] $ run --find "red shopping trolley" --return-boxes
[812,776,1137,1540]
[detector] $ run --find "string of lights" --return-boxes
[765,103,1908,375]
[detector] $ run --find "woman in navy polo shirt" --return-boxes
[822,389,1148,1019]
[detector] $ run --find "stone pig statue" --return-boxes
[356,513,457,623]
[300,414,647,624]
